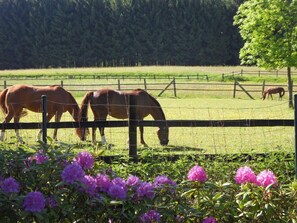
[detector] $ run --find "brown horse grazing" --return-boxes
[262,87,285,100]
[0,84,83,142]
[79,88,169,146]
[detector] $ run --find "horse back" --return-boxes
[6,84,75,113]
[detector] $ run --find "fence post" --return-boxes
[128,95,137,162]
[233,80,237,98]
[294,94,297,179]
[4,80,6,89]
[144,78,147,91]
[42,95,47,144]
[173,78,177,97]
[262,80,265,97]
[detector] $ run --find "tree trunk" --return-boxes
[287,66,293,108]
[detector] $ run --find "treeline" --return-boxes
[0,0,243,69]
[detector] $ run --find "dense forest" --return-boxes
[0,0,243,69]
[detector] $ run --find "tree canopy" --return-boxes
[0,0,243,69]
[234,0,297,107]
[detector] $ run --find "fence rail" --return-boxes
[0,119,294,130]
[0,80,294,98]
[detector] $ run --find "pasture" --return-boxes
[0,66,294,156]
[0,95,293,155]
[0,67,296,222]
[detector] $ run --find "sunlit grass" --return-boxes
[0,97,293,155]
[0,66,294,83]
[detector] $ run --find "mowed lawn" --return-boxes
[0,95,293,155]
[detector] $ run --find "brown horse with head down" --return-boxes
[79,88,169,147]
[262,87,285,100]
[0,84,83,142]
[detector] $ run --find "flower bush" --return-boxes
[0,142,296,222]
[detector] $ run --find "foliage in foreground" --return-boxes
[0,141,296,222]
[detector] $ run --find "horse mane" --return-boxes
[0,88,8,114]
[144,91,166,120]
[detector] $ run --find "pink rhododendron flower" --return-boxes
[126,175,141,187]
[96,174,111,192]
[81,175,97,195]
[256,170,277,188]
[187,165,207,182]
[234,166,257,185]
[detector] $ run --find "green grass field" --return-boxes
[0,96,293,155]
[0,66,295,155]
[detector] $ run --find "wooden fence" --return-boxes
[0,94,296,177]
[0,79,294,99]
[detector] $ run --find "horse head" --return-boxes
[157,126,169,146]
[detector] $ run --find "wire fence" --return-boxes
[0,79,294,99]
[0,96,294,156]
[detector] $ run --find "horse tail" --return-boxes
[78,92,93,140]
[80,91,93,122]
[0,88,8,114]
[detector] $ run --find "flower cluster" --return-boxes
[1,177,20,193]
[202,217,217,223]
[139,210,161,223]
[34,150,49,164]
[23,191,46,213]
[73,151,94,169]
[1,176,54,213]
[62,163,85,184]
[0,150,285,222]
[235,166,257,184]
[60,152,177,206]
[187,165,207,182]
[235,166,277,188]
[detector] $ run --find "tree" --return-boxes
[234,0,297,108]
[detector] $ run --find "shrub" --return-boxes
[0,141,296,222]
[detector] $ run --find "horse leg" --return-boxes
[13,116,24,143]
[53,112,62,140]
[139,126,148,147]
[99,125,107,145]
[0,112,13,141]
[91,120,107,145]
